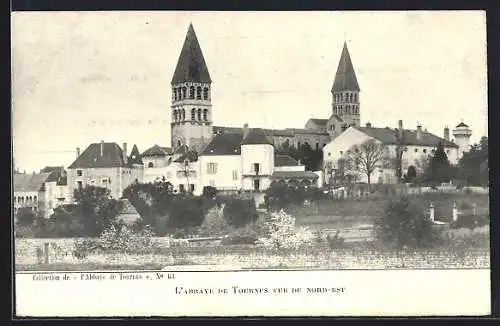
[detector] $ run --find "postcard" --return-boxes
[12,10,490,317]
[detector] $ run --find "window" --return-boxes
[179,184,185,192]
[297,141,301,148]
[423,149,427,153]
[232,170,238,180]
[190,184,195,193]
[197,108,202,121]
[182,87,187,99]
[148,162,154,168]
[207,162,218,174]
[196,86,202,100]
[316,143,319,151]
[415,148,418,153]
[182,108,185,120]
[203,109,208,121]
[77,170,83,176]
[102,178,109,187]
[190,86,195,99]
[174,110,178,121]
[253,163,260,174]
[34,196,37,202]
[90,180,95,185]
[253,179,260,191]
[203,87,209,100]
[191,108,196,120]
[340,150,343,155]
[328,152,331,156]
[77,181,83,189]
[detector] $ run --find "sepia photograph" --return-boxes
[12,10,490,316]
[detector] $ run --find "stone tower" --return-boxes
[331,42,361,128]
[171,23,213,152]
[452,121,472,158]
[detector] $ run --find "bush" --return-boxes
[202,186,218,198]
[200,204,229,236]
[374,196,436,249]
[100,224,156,253]
[450,214,489,230]
[223,198,258,228]
[16,208,36,226]
[255,210,316,250]
[167,196,205,229]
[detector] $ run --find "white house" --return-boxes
[322,120,466,185]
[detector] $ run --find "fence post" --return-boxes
[429,202,434,223]
[43,242,49,264]
[452,202,458,222]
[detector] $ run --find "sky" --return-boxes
[11,11,488,173]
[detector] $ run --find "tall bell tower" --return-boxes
[170,23,213,152]
[331,42,361,128]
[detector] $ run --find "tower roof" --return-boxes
[455,122,469,128]
[171,23,212,84]
[332,42,360,92]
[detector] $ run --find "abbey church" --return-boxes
[168,23,359,154]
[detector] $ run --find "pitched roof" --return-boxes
[127,144,143,165]
[68,142,126,169]
[353,126,458,148]
[241,128,274,146]
[174,144,190,155]
[274,154,299,167]
[308,118,328,126]
[329,114,344,123]
[213,125,328,138]
[171,23,212,84]
[272,171,319,180]
[173,150,199,163]
[13,173,51,192]
[332,42,360,92]
[44,167,68,185]
[201,132,244,156]
[456,122,469,128]
[141,144,171,157]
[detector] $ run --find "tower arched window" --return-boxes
[197,108,202,121]
[191,108,196,120]
[203,87,209,100]
[182,87,187,99]
[354,93,358,102]
[148,162,154,168]
[182,109,185,121]
[196,86,202,100]
[174,110,178,121]
[190,86,195,99]
[203,109,208,121]
[350,93,353,102]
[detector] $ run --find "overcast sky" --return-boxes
[11,11,487,173]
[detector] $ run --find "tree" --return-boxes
[278,143,323,171]
[223,198,258,227]
[422,142,455,185]
[16,207,36,226]
[456,136,488,187]
[73,186,122,236]
[345,139,387,185]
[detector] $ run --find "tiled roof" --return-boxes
[308,118,328,126]
[274,154,299,167]
[272,171,319,180]
[142,144,171,157]
[13,173,52,192]
[241,128,274,146]
[201,132,244,156]
[329,114,344,123]
[354,126,458,148]
[332,42,360,92]
[173,150,199,163]
[128,144,143,165]
[213,125,328,137]
[171,23,212,84]
[456,122,469,128]
[68,142,126,169]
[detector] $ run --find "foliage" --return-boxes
[276,143,323,171]
[223,198,258,228]
[73,186,122,236]
[265,181,324,210]
[422,142,455,185]
[450,214,489,230]
[16,208,36,226]
[202,186,218,198]
[345,139,387,184]
[73,238,100,260]
[456,136,488,187]
[255,210,316,250]
[99,224,156,253]
[326,230,346,249]
[374,196,436,249]
[167,195,205,229]
[200,203,229,235]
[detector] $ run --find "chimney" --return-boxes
[122,143,128,164]
[243,123,249,139]
[444,126,450,141]
[365,122,372,128]
[398,120,404,140]
[100,140,104,157]
[76,147,80,157]
[416,123,422,140]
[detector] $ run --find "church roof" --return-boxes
[201,132,244,156]
[171,23,212,84]
[332,42,360,92]
[241,128,274,146]
[274,154,299,167]
[141,144,171,157]
[353,126,458,148]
